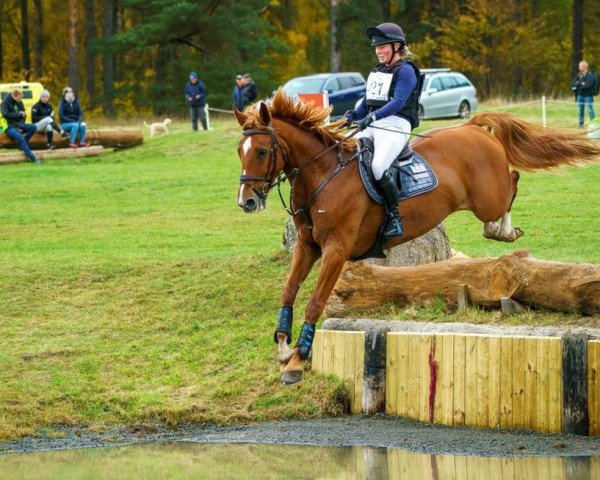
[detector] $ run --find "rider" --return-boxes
[343,22,422,238]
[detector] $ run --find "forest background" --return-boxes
[0,0,598,117]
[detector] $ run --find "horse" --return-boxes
[234,90,600,385]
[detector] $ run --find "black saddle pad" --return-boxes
[358,138,438,204]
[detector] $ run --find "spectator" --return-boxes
[58,87,89,148]
[0,88,41,164]
[241,73,258,108]
[571,60,597,127]
[31,90,68,150]
[232,74,244,110]
[185,71,207,131]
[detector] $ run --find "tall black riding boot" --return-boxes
[376,168,403,238]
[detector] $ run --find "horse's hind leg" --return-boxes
[482,170,524,242]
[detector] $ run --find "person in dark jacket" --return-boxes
[185,72,207,131]
[571,60,597,127]
[241,74,257,108]
[32,90,68,150]
[342,22,421,239]
[58,87,89,148]
[0,88,41,164]
[232,74,244,110]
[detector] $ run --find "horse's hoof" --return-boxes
[280,370,303,385]
[515,227,524,239]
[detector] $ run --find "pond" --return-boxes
[0,442,597,479]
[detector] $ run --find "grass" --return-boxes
[0,103,599,441]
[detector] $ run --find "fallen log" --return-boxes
[326,250,600,316]
[0,128,143,149]
[0,146,107,164]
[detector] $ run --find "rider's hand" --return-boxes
[342,111,353,128]
[357,113,376,130]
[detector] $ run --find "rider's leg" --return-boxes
[371,116,411,238]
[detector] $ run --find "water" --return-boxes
[0,443,597,479]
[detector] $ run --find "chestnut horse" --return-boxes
[234,90,600,385]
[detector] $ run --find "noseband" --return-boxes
[239,129,283,200]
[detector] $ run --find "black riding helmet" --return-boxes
[366,22,406,47]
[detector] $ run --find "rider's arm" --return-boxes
[372,65,417,120]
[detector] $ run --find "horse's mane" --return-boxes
[242,89,357,151]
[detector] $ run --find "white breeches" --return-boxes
[356,116,411,180]
[35,117,54,133]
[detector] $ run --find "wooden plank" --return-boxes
[488,457,503,480]
[536,338,550,432]
[397,334,410,418]
[312,330,324,373]
[322,330,335,375]
[591,457,600,480]
[386,334,398,416]
[419,335,431,423]
[343,332,357,414]
[524,338,538,430]
[500,456,515,480]
[548,457,564,480]
[464,335,478,427]
[548,338,563,433]
[476,336,490,428]
[333,331,346,380]
[512,337,526,429]
[488,336,501,429]
[441,334,454,426]
[500,336,513,429]
[453,335,466,426]
[407,334,421,420]
[454,454,468,480]
[589,341,600,436]
[562,334,589,435]
[457,283,470,312]
[433,335,444,425]
[354,332,365,414]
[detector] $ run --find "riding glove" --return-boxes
[358,113,376,130]
[342,111,354,128]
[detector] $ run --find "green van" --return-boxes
[0,81,45,132]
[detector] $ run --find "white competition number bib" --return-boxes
[366,71,394,103]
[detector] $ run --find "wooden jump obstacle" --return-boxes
[312,319,600,437]
[0,145,107,164]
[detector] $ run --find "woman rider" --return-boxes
[343,22,422,239]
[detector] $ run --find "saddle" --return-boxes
[357,138,438,205]
[352,138,438,261]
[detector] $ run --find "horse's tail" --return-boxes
[466,112,600,171]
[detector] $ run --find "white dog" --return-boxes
[144,118,172,137]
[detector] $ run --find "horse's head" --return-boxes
[234,102,286,213]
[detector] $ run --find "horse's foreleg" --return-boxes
[483,171,523,242]
[281,244,347,385]
[276,240,321,367]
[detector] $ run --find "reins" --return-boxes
[240,127,362,228]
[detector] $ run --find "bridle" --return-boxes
[239,126,361,228]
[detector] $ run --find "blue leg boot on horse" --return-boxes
[377,168,403,238]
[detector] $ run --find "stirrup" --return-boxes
[383,214,403,238]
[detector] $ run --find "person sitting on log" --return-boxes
[58,87,90,148]
[32,90,68,150]
[0,88,42,164]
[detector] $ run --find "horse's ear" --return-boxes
[257,101,271,126]
[233,107,247,126]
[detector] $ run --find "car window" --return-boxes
[338,76,354,90]
[453,75,471,87]
[282,77,326,95]
[430,77,443,91]
[440,75,458,90]
[324,77,341,92]
[351,75,366,87]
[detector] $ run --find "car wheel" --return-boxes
[459,101,471,119]
[418,104,425,119]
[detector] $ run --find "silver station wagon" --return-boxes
[419,68,478,120]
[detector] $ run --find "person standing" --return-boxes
[232,74,244,110]
[0,88,41,164]
[185,71,207,131]
[241,73,257,108]
[31,90,68,150]
[571,60,597,127]
[342,22,422,239]
[58,87,90,148]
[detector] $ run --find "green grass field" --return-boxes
[0,102,599,441]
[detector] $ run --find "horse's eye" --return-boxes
[257,148,268,157]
